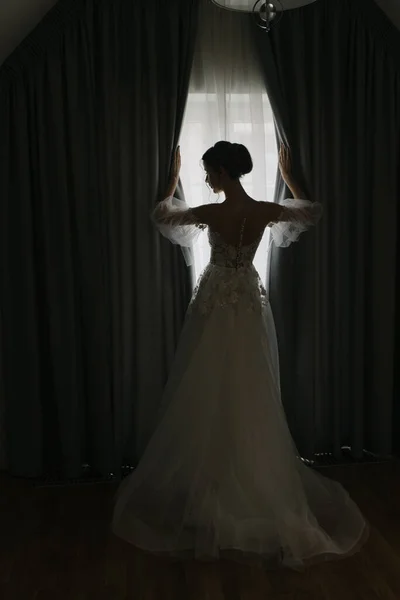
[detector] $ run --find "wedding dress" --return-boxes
[112,196,368,570]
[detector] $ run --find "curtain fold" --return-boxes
[253,0,399,459]
[0,0,199,478]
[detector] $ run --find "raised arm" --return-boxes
[164,145,182,199]
[152,199,216,229]
[153,146,216,228]
[263,144,322,246]
[151,147,218,268]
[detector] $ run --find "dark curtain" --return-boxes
[0,0,199,479]
[253,0,400,459]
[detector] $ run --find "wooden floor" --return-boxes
[1,461,400,599]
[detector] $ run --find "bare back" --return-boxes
[209,199,270,248]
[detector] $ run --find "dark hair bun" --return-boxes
[232,143,253,177]
[202,141,253,179]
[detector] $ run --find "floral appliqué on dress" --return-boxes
[187,227,268,317]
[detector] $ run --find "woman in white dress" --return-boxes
[112,141,369,570]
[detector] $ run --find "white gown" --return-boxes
[112,196,369,571]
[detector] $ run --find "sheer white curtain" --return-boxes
[180,0,278,284]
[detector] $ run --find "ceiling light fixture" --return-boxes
[210,0,318,32]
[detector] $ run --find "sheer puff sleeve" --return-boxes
[269,198,323,248]
[151,196,208,266]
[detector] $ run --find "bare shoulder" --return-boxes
[256,200,284,225]
[190,203,221,226]
[191,199,283,227]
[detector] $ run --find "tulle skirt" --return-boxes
[112,264,368,570]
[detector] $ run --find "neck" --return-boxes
[222,180,248,203]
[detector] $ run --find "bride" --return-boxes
[112,141,369,570]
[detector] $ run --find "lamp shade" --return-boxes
[211,0,318,11]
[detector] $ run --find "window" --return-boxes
[180,91,278,284]
[179,1,278,285]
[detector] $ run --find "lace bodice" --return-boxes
[152,195,322,316]
[152,196,322,265]
[208,223,263,270]
[184,218,267,316]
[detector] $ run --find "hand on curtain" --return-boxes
[153,147,205,267]
[163,146,182,199]
[279,143,307,200]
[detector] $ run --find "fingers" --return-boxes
[171,146,181,178]
[176,146,181,165]
[279,142,291,166]
[280,142,288,157]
